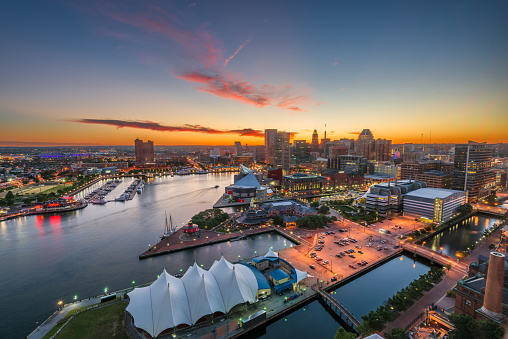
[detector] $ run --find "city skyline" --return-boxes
[1,1,508,146]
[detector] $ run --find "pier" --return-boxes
[314,286,361,328]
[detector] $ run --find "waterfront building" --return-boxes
[282,173,322,194]
[134,139,154,164]
[264,129,277,165]
[126,254,307,337]
[274,131,291,171]
[364,179,427,214]
[403,188,467,223]
[455,252,507,323]
[225,173,268,202]
[453,141,496,202]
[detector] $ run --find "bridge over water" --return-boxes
[313,285,361,328]
[402,244,469,276]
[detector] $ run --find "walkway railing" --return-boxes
[313,285,361,328]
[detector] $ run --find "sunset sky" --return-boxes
[1,1,507,146]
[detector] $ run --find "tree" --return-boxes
[385,327,407,339]
[457,203,473,216]
[478,320,504,339]
[273,215,284,226]
[448,313,479,339]
[334,327,356,339]
[318,205,330,215]
[445,263,452,273]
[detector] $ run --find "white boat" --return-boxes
[91,198,107,205]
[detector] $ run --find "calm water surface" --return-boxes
[253,254,431,338]
[422,214,502,258]
[0,174,292,338]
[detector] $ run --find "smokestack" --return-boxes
[479,252,505,320]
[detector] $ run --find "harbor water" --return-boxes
[1,173,291,338]
[422,214,502,258]
[1,173,435,338]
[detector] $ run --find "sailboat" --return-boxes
[160,212,176,240]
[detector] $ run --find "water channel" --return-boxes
[422,214,502,258]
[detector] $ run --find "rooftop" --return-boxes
[405,188,464,199]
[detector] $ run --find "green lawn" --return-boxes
[55,302,129,339]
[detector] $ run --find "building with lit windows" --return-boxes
[282,173,323,194]
[274,131,291,171]
[403,188,467,223]
[134,139,154,164]
[364,179,427,214]
[453,141,496,202]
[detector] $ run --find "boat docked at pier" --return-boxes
[160,213,177,240]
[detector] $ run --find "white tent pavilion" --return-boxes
[126,257,259,337]
[264,248,278,258]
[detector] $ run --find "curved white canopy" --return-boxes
[127,257,260,337]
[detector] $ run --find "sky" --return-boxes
[1,0,507,146]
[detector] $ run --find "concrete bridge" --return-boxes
[475,205,507,217]
[402,244,469,276]
[314,286,361,328]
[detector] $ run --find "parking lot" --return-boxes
[284,220,402,283]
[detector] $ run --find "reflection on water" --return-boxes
[423,214,502,258]
[0,174,292,338]
[253,254,431,338]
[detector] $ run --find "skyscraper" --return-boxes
[234,141,242,156]
[453,141,495,202]
[134,139,154,164]
[355,129,392,161]
[265,129,277,165]
[274,131,291,171]
[311,129,319,152]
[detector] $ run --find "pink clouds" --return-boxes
[176,70,313,111]
[72,119,265,137]
[88,2,315,111]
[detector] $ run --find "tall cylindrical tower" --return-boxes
[479,251,505,320]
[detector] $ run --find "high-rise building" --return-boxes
[453,141,495,202]
[293,140,311,165]
[134,139,154,164]
[234,141,242,156]
[311,129,319,152]
[375,139,392,161]
[355,129,392,161]
[274,131,291,171]
[264,129,277,165]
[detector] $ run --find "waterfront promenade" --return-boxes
[383,228,503,335]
